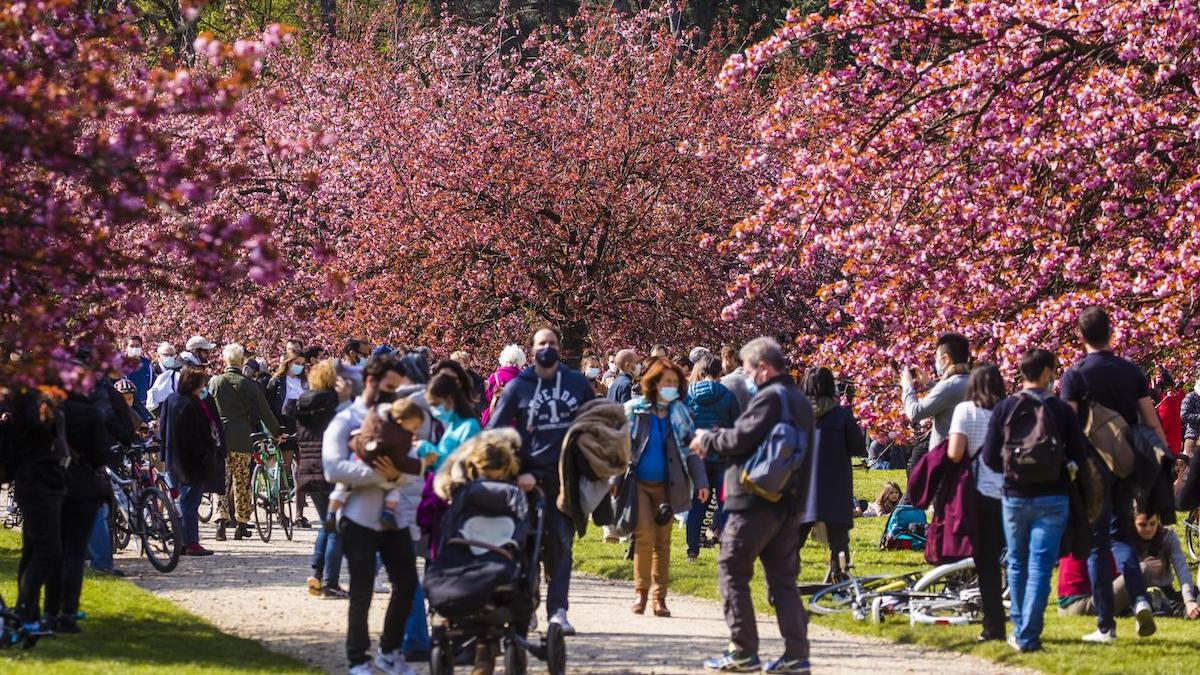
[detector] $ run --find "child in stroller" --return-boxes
[424,428,568,675]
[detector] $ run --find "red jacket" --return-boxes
[1157,390,1184,456]
[908,439,974,564]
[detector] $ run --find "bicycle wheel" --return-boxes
[251,464,273,543]
[909,598,979,626]
[913,557,978,595]
[139,488,181,573]
[197,493,214,524]
[1186,510,1199,562]
[110,499,132,550]
[809,574,916,615]
[279,481,294,541]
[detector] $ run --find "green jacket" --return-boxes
[208,367,281,453]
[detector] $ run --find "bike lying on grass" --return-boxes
[107,440,182,573]
[808,552,1008,625]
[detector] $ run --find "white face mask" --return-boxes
[585,367,600,380]
[634,364,643,377]
[127,347,143,359]
[161,356,180,370]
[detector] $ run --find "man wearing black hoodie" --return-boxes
[486,326,594,635]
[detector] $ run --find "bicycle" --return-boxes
[1185,509,1199,562]
[197,492,216,523]
[0,593,47,649]
[0,484,21,529]
[107,440,182,573]
[248,430,294,543]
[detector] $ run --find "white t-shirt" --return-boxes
[949,401,1003,499]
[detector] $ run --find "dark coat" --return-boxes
[294,389,340,493]
[62,393,114,501]
[163,392,226,491]
[798,405,861,525]
[1177,448,1200,512]
[909,439,974,564]
[697,374,815,513]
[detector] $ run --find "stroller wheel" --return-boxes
[504,637,528,675]
[430,642,453,675]
[545,622,567,675]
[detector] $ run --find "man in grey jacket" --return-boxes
[691,337,814,675]
[899,332,970,485]
[323,354,422,675]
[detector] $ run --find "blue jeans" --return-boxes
[1002,494,1069,651]
[178,483,204,548]
[87,503,113,571]
[403,582,430,653]
[309,492,343,587]
[686,463,727,556]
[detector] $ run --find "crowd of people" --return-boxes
[2,303,1200,674]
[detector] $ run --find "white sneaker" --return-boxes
[1006,635,1021,652]
[1134,599,1157,637]
[374,649,416,675]
[1082,629,1116,644]
[374,571,390,594]
[347,663,372,675]
[549,609,576,636]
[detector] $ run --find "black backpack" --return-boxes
[1001,391,1065,485]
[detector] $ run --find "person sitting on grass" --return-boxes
[859,482,902,518]
[1127,506,1199,619]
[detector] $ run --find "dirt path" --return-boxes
[126,521,1025,674]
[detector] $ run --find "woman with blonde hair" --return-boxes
[295,358,352,597]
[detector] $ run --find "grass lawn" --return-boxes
[572,468,1200,674]
[0,528,313,674]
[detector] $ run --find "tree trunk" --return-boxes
[321,0,337,36]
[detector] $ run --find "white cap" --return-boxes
[186,335,216,351]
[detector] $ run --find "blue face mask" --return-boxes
[430,404,451,420]
[199,387,210,399]
[658,387,679,404]
[746,380,759,396]
[289,363,304,377]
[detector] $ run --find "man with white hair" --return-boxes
[691,337,814,674]
[207,343,283,541]
[146,342,183,414]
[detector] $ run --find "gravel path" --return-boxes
[125,521,1026,674]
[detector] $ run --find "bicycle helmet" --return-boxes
[114,379,136,394]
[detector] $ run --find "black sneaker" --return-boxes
[764,657,810,674]
[53,617,82,634]
[233,523,252,540]
[321,585,349,600]
[297,517,312,529]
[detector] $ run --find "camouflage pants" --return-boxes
[218,452,252,524]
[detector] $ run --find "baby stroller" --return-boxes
[879,504,927,551]
[423,481,566,675]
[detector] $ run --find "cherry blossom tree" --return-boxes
[1,0,290,381]
[136,10,771,361]
[720,0,1200,432]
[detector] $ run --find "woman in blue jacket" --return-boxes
[684,356,740,561]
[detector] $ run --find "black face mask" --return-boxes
[534,347,560,368]
[375,390,397,405]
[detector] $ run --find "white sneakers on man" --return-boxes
[1081,629,1116,644]
[347,663,372,675]
[549,609,576,636]
[374,649,416,675]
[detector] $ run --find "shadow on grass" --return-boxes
[0,530,313,673]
